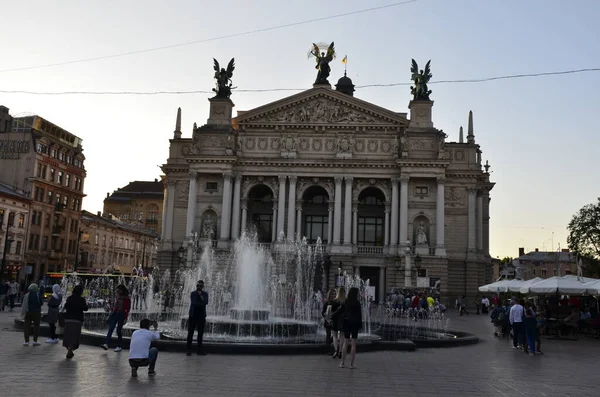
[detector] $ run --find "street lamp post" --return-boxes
[397,240,421,288]
[1,217,15,281]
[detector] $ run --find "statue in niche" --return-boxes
[437,130,447,159]
[392,135,399,158]
[309,42,336,85]
[281,134,297,152]
[202,216,216,240]
[410,59,432,101]
[415,221,428,245]
[212,58,235,99]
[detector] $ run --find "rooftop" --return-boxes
[105,180,164,202]
[517,250,574,263]
[12,115,82,148]
[0,182,31,202]
[81,210,159,238]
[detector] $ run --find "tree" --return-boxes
[567,198,600,277]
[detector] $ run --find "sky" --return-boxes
[1,0,599,259]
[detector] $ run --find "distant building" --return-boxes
[516,247,576,278]
[78,210,159,275]
[0,107,86,280]
[103,180,164,234]
[0,183,31,280]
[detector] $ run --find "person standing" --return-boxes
[223,288,232,315]
[45,284,63,343]
[8,279,19,311]
[21,283,43,346]
[101,285,131,352]
[321,289,337,353]
[0,279,7,311]
[339,287,362,369]
[129,319,160,377]
[330,287,345,358]
[63,284,89,359]
[186,280,208,356]
[459,295,469,316]
[509,298,525,350]
[481,296,490,314]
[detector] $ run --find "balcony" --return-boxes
[52,226,64,236]
[357,246,384,255]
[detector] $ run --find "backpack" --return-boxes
[497,310,505,322]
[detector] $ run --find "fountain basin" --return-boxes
[180,315,318,338]
[229,308,270,321]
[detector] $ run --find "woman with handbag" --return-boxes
[101,284,131,352]
[45,285,62,344]
[63,284,89,359]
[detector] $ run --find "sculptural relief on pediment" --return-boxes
[248,98,393,125]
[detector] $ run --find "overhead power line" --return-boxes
[0,67,597,96]
[0,0,418,74]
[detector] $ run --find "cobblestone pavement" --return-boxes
[1,309,598,397]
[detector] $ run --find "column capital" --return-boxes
[345,176,354,184]
[399,175,410,184]
[477,189,484,197]
[436,176,446,185]
[278,175,287,184]
[328,201,334,211]
[334,176,343,185]
[467,187,478,195]
[391,177,401,184]
[234,173,243,182]
[223,171,233,179]
[166,179,177,186]
[289,175,298,183]
[189,170,198,179]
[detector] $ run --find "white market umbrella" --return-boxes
[481,279,514,293]
[584,280,600,295]
[506,277,543,293]
[520,276,588,295]
[561,274,599,284]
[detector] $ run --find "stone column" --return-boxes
[378,267,385,303]
[240,199,248,236]
[352,201,358,245]
[390,178,399,247]
[287,176,297,241]
[477,190,483,252]
[272,206,278,242]
[343,177,353,245]
[185,171,198,238]
[399,175,410,247]
[219,172,233,240]
[384,206,390,246]
[296,200,302,239]
[467,188,477,251]
[327,201,334,244]
[230,174,242,239]
[404,248,412,287]
[435,176,447,256]
[333,177,343,245]
[277,176,286,238]
[164,180,176,241]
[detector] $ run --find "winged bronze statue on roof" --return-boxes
[410,59,432,101]
[309,42,336,85]
[212,58,235,99]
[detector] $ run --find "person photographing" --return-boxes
[187,280,209,356]
[129,319,160,377]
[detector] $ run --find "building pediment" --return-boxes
[234,87,408,128]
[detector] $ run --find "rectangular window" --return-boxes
[0,208,4,226]
[541,269,547,277]
[250,213,272,243]
[205,182,218,191]
[415,186,429,196]
[45,213,50,228]
[303,215,328,244]
[48,191,53,204]
[51,149,57,158]
[36,164,42,177]
[18,214,25,228]
[103,235,106,247]
[59,152,64,161]
[532,268,536,276]
[50,168,55,182]
[65,174,70,188]
[34,187,40,201]
[42,236,48,251]
[55,193,61,204]
[57,171,63,184]
[41,165,47,179]
[63,195,68,207]
[15,241,22,255]
[417,269,427,278]
[39,188,44,202]
[357,216,384,246]
[31,211,37,226]
[553,269,557,276]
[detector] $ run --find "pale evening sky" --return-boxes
[1,0,598,259]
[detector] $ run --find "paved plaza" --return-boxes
[0,310,598,397]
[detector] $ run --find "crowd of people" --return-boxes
[386,288,446,319]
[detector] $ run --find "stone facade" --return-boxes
[0,111,86,280]
[0,183,30,280]
[159,83,495,305]
[103,180,164,234]
[78,210,159,275]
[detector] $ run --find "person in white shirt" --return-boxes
[481,296,490,314]
[128,318,160,377]
[509,299,525,350]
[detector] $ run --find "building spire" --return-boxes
[174,107,182,139]
[467,110,475,143]
[459,126,464,143]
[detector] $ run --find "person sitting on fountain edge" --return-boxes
[187,280,209,356]
[129,318,160,377]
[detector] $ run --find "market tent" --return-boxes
[479,279,514,293]
[506,277,543,292]
[520,276,589,295]
[583,280,600,295]
[562,274,598,284]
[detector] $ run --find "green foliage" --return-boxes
[567,198,600,276]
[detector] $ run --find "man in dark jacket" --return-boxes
[186,280,209,356]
